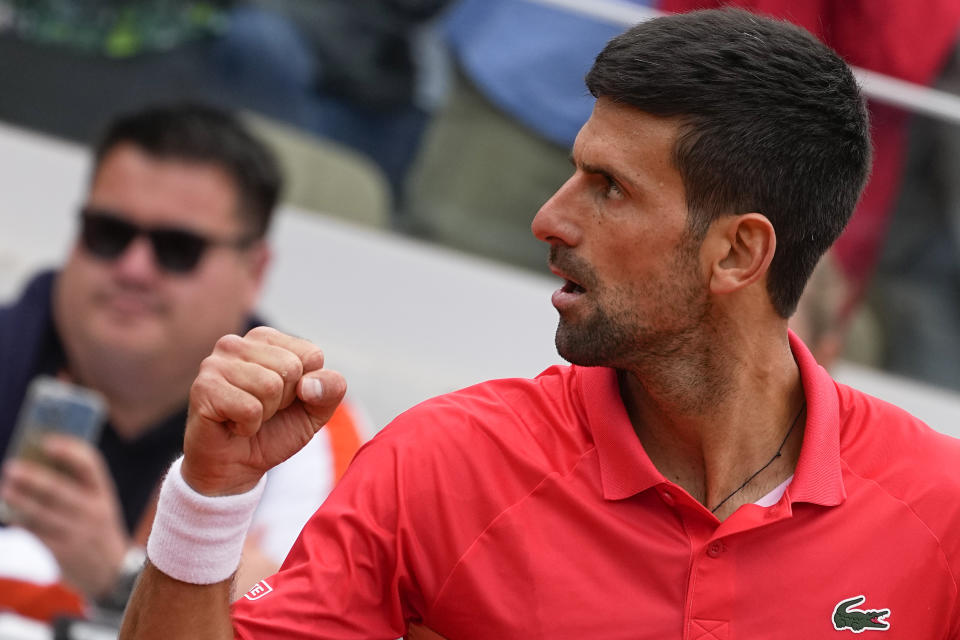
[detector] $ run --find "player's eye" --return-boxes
[602,175,624,199]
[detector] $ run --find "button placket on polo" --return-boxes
[685,533,734,639]
[686,498,801,637]
[675,502,736,640]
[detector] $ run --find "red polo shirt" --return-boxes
[232,334,960,638]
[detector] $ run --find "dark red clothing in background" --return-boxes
[661,0,960,292]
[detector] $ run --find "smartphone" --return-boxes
[0,376,106,522]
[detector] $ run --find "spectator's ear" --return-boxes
[707,213,775,296]
[242,240,271,305]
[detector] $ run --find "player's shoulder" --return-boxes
[414,363,579,413]
[836,381,960,463]
[835,380,960,507]
[365,364,592,466]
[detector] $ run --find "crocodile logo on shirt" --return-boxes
[832,595,891,632]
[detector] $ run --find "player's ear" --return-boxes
[707,213,775,295]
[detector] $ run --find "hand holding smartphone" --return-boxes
[0,376,106,523]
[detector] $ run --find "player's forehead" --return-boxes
[571,99,684,191]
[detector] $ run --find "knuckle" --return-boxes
[189,371,222,405]
[246,325,277,341]
[239,397,263,423]
[303,347,325,370]
[262,371,285,398]
[215,333,244,354]
[198,353,219,374]
[280,351,304,380]
[191,368,216,392]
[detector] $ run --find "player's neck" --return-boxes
[620,327,805,520]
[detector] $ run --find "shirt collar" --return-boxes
[579,365,664,500]
[785,330,846,506]
[581,331,845,506]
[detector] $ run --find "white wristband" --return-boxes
[146,456,266,584]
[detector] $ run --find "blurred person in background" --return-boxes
[870,37,960,390]
[0,0,232,134]
[402,0,655,267]
[210,0,454,205]
[0,104,365,623]
[0,0,452,209]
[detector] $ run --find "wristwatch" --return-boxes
[96,546,147,612]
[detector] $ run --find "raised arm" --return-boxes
[119,327,346,639]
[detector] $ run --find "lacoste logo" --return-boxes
[832,595,891,633]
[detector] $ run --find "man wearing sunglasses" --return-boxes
[0,104,364,619]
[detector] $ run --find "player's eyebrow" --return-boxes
[569,153,633,193]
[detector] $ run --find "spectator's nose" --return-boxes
[111,235,163,282]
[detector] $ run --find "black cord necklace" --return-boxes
[710,402,806,514]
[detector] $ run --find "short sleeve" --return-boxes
[231,430,422,640]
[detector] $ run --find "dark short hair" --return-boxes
[586,8,871,317]
[93,103,282,237]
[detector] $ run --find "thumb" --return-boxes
[297,369,347,427]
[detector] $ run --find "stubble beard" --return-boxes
[554,238,710,372]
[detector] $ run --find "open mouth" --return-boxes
[548,255,590,310]
[561,279,586,294]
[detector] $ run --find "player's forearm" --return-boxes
[119,561,234,640]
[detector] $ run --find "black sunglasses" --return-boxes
[79,209,256,274]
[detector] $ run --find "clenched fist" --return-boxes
[181,326,346,497]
